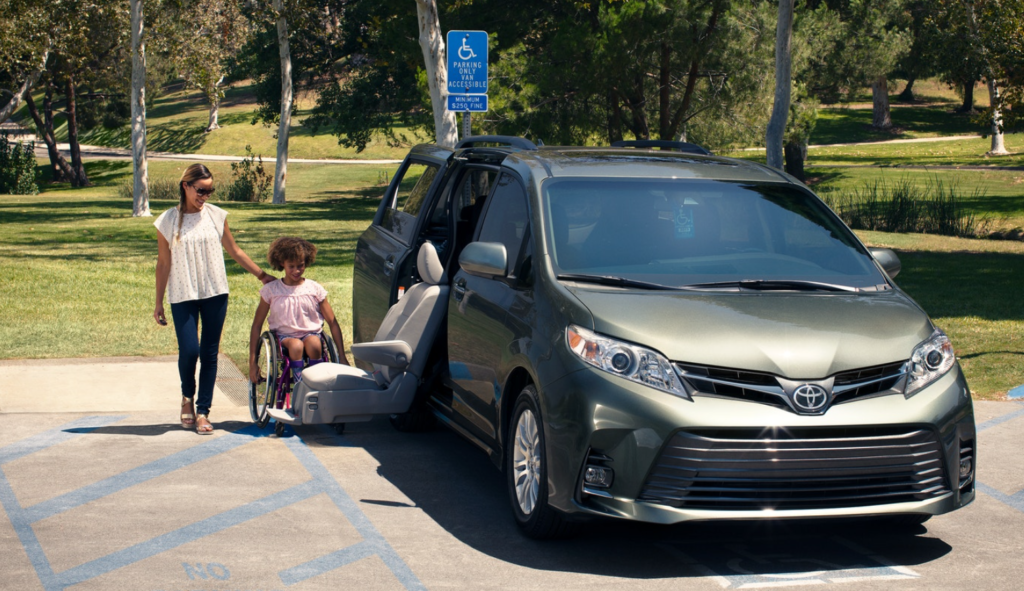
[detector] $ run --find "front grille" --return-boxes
[674,361,907,412]
[675,363,788,410]
[639,427,950,510]
[832,362,907,405]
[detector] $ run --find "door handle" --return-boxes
[384,256,396,277]
[454,278,467,302]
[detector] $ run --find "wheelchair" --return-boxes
[249,329,343,436]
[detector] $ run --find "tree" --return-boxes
[159,0,251,132]
[964,0,1009,155]
[767,0,795,170]
[0,0,50,124]
[130,0,150,216]
[415,0,457,147]
[272,0,292,204]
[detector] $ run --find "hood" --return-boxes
[568,287,933,379]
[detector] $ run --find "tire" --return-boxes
[250,331,278,429]
[274,420,287,437]
[506,385,577,539]
[321,332,340,363]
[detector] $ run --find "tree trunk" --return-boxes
[65,76,90,187]
[0,50,48,125]
[414,0,458,148]
[606,90,623,144]
[956,80,975,113]
[897,76,916,102]
[658,42,672,141]
[766,0,794,170]
[130,0,150,216]
[871,76,892,129]
[667,4,723,140]
[272,0,292,204]
[986,79,1008,155]
[205,77,223,132]
[783,141,806,181]
[25,92,72,183]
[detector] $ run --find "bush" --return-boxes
[821,177,980,238]
[116,177,180,202]
[225,146,271,202]
[0,136,39,195]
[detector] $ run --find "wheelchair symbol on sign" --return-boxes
[458,37,477,60]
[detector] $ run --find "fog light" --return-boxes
[584,465,614,488]
[959,457,973,480]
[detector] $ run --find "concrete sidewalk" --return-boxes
[2,356,1024,591]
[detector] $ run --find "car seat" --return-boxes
[267,242,449,426]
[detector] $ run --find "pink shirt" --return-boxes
[260,279,328,337]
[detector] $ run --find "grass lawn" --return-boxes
[12,82,430,161]
[811,106,988,146]
[0,159,390,375]
[1,158,1022,400]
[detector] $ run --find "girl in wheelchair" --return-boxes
[248,237,349,387]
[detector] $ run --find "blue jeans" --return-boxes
[170,294,228,416]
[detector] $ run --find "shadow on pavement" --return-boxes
[300,419,953,580]
[64,420,262,437]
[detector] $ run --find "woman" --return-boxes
[153,163,273,434]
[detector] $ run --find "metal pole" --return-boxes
[462,111,472,140]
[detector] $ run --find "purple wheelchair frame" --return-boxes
[270,331,334,412]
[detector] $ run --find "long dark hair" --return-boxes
[175,163,213,243]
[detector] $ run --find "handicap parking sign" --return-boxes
[447,94,488,112]
[447,30,488,95]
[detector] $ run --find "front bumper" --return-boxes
[541,362,975,524]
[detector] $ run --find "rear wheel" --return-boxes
[249,331,278,429]
[506,385,577,539]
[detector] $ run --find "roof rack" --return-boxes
[611,140,711,156]
[455,135,539,151]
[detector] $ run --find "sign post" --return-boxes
[446,30,488,138]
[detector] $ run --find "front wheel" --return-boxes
[250,332,278,429]
[506,385,577,539]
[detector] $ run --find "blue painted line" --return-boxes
[278,541,375,585]
[976,401,1024,432]
[22,424,266,523]
[280,436,426,590]
[1009,385,1024,400]
[0,466,60,591]
[53,480,320,589]
[0,416,128,466]
[977,482,1024,514]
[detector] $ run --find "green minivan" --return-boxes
[344,137,975,539]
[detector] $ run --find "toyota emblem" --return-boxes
[792,384,829,412]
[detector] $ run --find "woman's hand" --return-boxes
[154,305,168,326]
[258,270,276,285]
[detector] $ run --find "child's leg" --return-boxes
[281,337,305,382]
[303,334,324,363]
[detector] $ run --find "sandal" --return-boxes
[196,414,214,435]
[180,397,196,429]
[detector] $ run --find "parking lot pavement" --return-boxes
[2,357,1024,591]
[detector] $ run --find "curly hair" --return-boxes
[267,237,318,271]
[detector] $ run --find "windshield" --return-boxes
[544,179,887,290]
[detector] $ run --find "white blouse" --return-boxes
[154,203,230,304]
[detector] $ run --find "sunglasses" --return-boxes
[189,183,215,197]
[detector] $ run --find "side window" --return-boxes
[477,174,529,275]
[381,162,439,242]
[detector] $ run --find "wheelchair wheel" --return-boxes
[249,331,278,429]
[321,332,341,364]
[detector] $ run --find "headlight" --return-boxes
[904,328,956,397]
[566,325,689,399]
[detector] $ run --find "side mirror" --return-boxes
[460,242,507,278]
[869,248,901,279]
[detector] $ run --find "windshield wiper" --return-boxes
[557,273,689,291]
[683,279,858,292]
